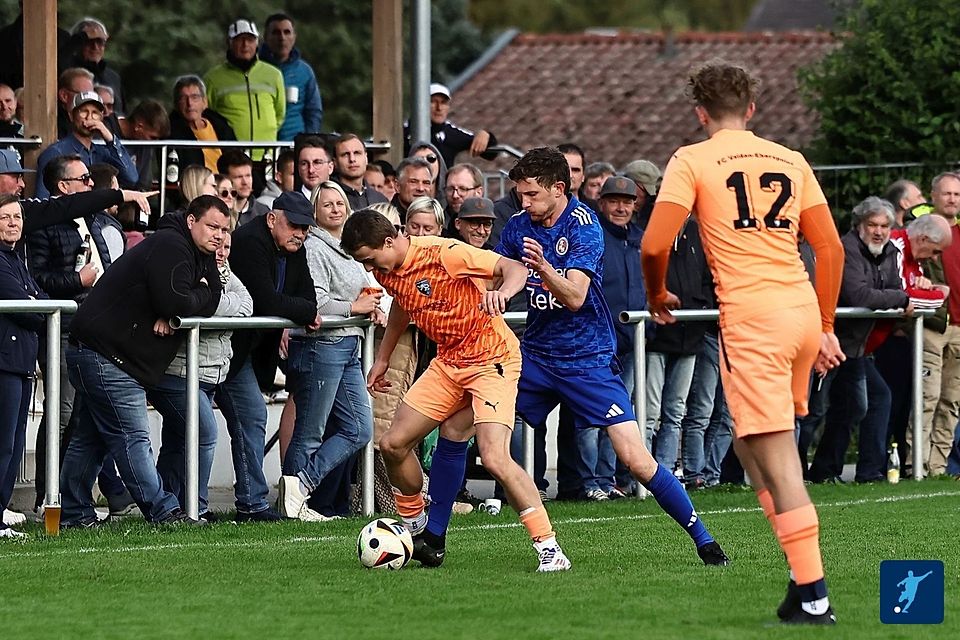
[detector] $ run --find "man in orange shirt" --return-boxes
[340,209,571,572]
[642,60,845,625]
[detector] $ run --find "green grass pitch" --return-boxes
[1,479,957,639]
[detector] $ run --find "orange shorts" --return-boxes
[719,303,820,437]
[402,355,521,428]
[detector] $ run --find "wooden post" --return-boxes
[372,0,403,167]
[22,0,58,197]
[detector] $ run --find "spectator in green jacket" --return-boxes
[203,19,285,161]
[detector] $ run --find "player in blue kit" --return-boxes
[413,147,729,568]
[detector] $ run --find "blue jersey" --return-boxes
[496,196,617,369]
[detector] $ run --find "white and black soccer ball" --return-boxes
[357,517,413,570]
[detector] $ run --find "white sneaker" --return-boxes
[535,540,572,572]
[279,475,308,519]
[298,505,339,522]
[3,509,26,526]
[585,489,609,502]
[0,527,27,540]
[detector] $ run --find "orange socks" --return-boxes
[756,488,777,532]
[775,503,825,586]
[394,491,425,518]
[519,507,555,544]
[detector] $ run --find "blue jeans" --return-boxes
[147,374,218,514]
[683,334,734,485]
[809,356,891,482]
[796,367,838,476]
[645,352,696,469]
[215,358,270,513]
[284,336,372,491]
[0,371,30,511]
[61,346,180,524]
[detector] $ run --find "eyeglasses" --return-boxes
[445,185,480,195]
[85,37,108,48]
[219,189,238,199]
[463,219,493,229]
[299,159,332,168]
[419,154,437,163]
[62,174,93,185]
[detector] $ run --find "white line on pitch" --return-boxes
[1,490,956,559]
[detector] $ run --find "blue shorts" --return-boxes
[517,356,636,429]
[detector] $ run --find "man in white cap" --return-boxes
[404,82,497,168]
[204,19,285,160]
[35,91,137,198]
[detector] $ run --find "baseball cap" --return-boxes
[458,197,496,220]
[621,159,661,196]
[272,191,315,227]
[600,176,638,199]
[71,91,105,112]
[0,149,34,175]
[227,19,259,39]
[429,83,451,100]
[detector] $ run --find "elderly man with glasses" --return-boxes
[67,18,125,117]
[36,91,137,198]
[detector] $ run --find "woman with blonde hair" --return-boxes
[178,164,217,205]
[277,180,382,520]
[405,196,445,236]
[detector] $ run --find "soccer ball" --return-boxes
[357,518,413,570]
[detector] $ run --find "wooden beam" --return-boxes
[22,0,58,197]
[372,0,403,167]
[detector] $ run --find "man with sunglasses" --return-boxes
[36,91,137,198]
[28,153,134,518]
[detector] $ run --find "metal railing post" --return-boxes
[912,315,924,480]
[522,420,534,478]
[44,309,61,534]
[361,324,375,517]
[185,326,200,519]
[634,320,648,499]
[159,144,168,215]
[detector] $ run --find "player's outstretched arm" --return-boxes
[368,302,410,393]
[481,256,527,316]
[522,237,591,311]
[641,202,690,323]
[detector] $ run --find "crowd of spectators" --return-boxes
[1,11,958,539]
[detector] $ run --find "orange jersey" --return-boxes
[657,129,824,326]
[375,235,519,367]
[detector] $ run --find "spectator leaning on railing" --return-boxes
[0,193,47,539]
[216,191,319,522]
[803,197,910,484]
[59,195,229,528]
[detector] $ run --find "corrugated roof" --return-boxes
[449,31,838,172]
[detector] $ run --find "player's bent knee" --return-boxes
[379,432,412,463]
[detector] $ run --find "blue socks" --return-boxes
[643,464,714,547]
[425,437,469,539]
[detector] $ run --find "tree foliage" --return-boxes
[0,0,488,136]
[800,0,960,166]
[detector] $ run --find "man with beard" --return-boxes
[803,197,910,483]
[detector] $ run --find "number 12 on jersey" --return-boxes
[727,171,794,231]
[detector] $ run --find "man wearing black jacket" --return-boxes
[805,197,909,483]
[645,214,712,472]
[217,191,319,521]
[60,195,229,527]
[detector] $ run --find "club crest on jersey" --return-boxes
[416,278,432,296]
[556,237,569,256]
